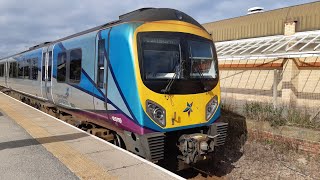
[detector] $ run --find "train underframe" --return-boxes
[0,86,228,171]
[123,123,228,171]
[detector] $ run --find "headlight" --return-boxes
[206,96,218,121]
[146,100,166,127]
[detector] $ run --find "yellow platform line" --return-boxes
[0,93,115,180]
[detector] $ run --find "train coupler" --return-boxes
[177,133,219,164]
[177,122,228,165]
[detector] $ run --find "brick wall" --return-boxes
[248,127,320,154]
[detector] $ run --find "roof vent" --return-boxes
[247,7,264,15]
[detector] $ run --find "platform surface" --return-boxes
[0,92,184,180]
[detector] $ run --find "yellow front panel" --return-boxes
[132,20,221,129]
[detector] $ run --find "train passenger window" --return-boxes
[42,53,45,81]
[69,49,82,83]
[48,51,52,81]
[9,63,13,78]
[0,64,4,77]
[31,58,38,80]
[57,52,67,82]
[25,59,31,79]
[97,39,105,88]
[9,62,18,78]
[18,61,24,78]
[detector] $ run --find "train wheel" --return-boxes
[113,134,126,149]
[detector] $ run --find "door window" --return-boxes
[69,49,82,83]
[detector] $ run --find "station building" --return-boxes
[203,1,320,117]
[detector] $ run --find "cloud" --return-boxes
[0,0,317,58]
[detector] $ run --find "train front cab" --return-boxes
[128,20,228,168]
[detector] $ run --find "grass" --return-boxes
[244,102,286,127]
[222,101,320,130]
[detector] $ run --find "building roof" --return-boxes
[203,1,320,42]
[215,30,320,60]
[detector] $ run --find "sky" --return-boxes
[0,0,318,58]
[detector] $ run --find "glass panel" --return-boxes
[247,37,279,55]
[0,64,4,77]
[189,41,213,58]
[98,39,105,66]
[98,69,104,88]
[24,59,30,79]
[57,52,67,82]
[9,63,13,78]
[18,61,24,78]
[48,51,52,81]
[69,49,82,83]
[42,53,45,81]
[138,32,219,94]
[299,35,320,51]
[97,39,105,88]
[31,58,38,80]
[10,62,18,78]
[238,40,264,55]
[142,37,180,79]
[189,40,216,79]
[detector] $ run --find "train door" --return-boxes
[94,29,110,109]
[41,47,54,102]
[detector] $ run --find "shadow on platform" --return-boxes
[0,132,89,150]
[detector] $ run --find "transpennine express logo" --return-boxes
[183,102,193,116]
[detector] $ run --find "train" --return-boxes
[0,8,227,170]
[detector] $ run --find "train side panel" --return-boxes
[6,49,43,98]
[52,32,97,110]
[106,23,158,135]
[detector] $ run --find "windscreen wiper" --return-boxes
[161,61,184,94]
[195,65,208,91]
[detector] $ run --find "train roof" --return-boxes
[1,8,204,60]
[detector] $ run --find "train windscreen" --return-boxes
[138,32,219,94]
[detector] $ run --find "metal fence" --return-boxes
[220,54,320,129]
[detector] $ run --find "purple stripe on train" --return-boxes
[107,113,154,135]
[69,109,154,135]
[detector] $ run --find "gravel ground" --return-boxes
[188,141,320,180]
[179,110,320,180]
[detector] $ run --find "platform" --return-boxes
[0,92,184,180]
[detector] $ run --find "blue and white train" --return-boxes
[0,8,227,169]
